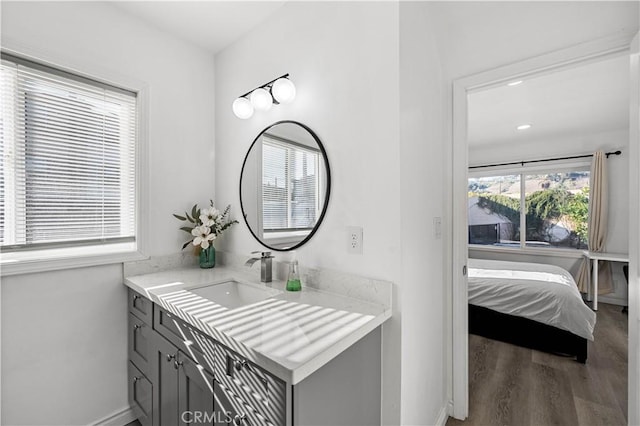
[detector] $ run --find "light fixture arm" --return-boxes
[238,73,290,100]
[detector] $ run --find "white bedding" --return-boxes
[468,258,597,341]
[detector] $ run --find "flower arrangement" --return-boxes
[173,200,238,252]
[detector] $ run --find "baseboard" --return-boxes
[434,403,449,426]
[598,296,627,307]
[91,406,136,426]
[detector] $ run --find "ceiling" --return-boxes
[112,1,286,54]
[468,54,629,147]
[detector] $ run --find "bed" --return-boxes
[468,258,597,363]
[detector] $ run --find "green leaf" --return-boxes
[180,226,193,233]
[185,212,195,223]
[181,240,192,250]
[173,214,187,221]
[191,204,198,220]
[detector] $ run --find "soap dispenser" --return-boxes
[286,257,302,292]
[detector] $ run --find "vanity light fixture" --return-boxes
[516,124,532,130]
[232,74,296,119]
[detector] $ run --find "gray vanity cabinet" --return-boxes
[127,288,382,426]
[150,329,217,426]
[128,289,154,426]
[178,353,216,426]
[150,332,179,426]
[128,292,274,426]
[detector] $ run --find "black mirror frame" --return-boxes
[239,120,331,251]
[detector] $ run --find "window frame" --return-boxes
[0,50,148,276]
[258,133,323,246]
[468,159,591,256]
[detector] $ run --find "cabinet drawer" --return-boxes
[214,380,275,426]
[129,312,152,377]
[214,345,286,426]
[129,288,153,325]
[129,361,153,426]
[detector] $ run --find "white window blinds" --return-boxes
[262,136,319,232]
[0,54,137,250]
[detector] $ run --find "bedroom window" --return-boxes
[468,169,589,250]
[0,53,137,254]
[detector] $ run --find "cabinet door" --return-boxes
[129,361,153,426]
[151,331,180,426]
[178,353,216,426]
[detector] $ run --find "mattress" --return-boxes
[468,258,597,341]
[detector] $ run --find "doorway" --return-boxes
[450,33,639,424]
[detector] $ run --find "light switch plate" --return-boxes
[434,217,442,240]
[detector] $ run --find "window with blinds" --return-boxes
[262,136,319,233]
[0,54,137,251]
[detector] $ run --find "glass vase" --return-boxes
[199,245,216,269]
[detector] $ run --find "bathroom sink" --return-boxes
[188,279,281,309]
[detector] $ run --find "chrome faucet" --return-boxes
[245,251,274,283]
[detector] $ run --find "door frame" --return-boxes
[627,30,639,426]
[450,31,637,421]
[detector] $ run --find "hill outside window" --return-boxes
[468,167,590,250]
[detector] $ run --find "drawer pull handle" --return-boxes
[133,376,141,383]
[166,354,176,362]
[235,360,248,372]
[133,294,139,302]
[174,360,183,370]
[233,414,246,425]
[133,324,142,331]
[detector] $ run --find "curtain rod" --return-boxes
[469,150,622,170]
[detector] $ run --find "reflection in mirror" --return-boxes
[240,121,330,250]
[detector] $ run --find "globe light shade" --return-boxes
[232,97,253,119]
[271,78,296,104]
[250,88,273,111]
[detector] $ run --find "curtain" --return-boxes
[576,151,614,293]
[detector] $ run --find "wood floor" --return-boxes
[447,303,628,426]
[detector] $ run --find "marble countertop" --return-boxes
[124,265,392,384]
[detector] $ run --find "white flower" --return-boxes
[199,207,220,228]
[191,225,216,249]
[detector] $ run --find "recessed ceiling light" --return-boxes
[507,80,523,87]
[516,124,532,131]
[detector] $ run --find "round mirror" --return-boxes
[240,121,331,251]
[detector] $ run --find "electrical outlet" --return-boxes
[347,226,363,254]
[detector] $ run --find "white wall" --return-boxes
[469,128,630,304]
[213,2,419,424]
[429,1,639,82]
[1,2,216,424]
[399,2,448,425]
[214,2,451,424]
[214,2,402,281]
